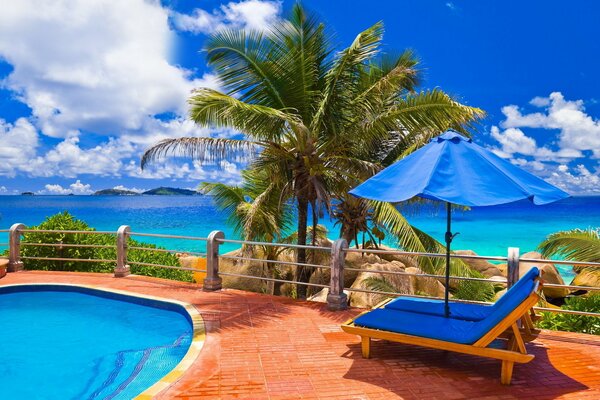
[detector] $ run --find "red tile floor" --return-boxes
[3,271,600,399]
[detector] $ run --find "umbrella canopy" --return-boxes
[349,130,569,317]
[350,130,569,206]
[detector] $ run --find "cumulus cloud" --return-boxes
[0,1,269,188]
[489,92,600,194]
[0,118,39,177]
[499,92,600,157]
[0,0,224,140]
[40,180,93,195]
[172,0,281,34]
[547,164,600,195]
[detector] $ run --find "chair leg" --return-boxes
[361,336,371,359]
[501,360,514,385]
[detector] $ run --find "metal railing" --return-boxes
[2,224,599,319]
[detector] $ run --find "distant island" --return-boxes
[93,187,199,196]
[21,192,35,196]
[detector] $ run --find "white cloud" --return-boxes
[21,135,134,178]
[40,179,93,195]
[489,92,600,194]
[0,118,39,177]
[500,92,600,157]
[490,126,537,156]
[0,1,258,186]
[172,0,281,35]
[548,164,600,195]
[0,0,217,138]
[0,186,7,193]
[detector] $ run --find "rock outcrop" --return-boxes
[455,250,502,277]
[571,268,600,289]
[519,251,569,298]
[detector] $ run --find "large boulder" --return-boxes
[571,268,600,289]
[349,261,411,308]
[404,267,446,297]
[371,244,420,269]
[519,251,569,298]
[305,251,381,297]
[455,250,502,277]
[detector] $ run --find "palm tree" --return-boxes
[141,4,483,297]
[539,228,600,276]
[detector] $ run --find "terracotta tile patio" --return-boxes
[3,271,600,400]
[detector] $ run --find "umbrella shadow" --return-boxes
[340,338,588,399]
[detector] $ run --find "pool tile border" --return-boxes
[0,283,205,400]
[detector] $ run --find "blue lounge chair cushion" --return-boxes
[355,268,539,344]
[384,297,492,321]
[384,267,540,321]
[354,308,481,344]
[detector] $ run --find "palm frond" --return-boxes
[369,200,473,276]
[380,89,485,164]
[189,89,306,141]
[204,29,287,108]
[140,137,257,168]
[539,228,600,263]
[311,21,385,134]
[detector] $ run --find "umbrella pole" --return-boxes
[444,202,452,317]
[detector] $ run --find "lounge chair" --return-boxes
[382,267,541,338]
[341,267,542,385]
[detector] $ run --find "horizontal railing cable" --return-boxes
[344,247,509,261]
[20,229,115,235]
[127,261,203,273]
[535,307,600,317]
[218,272,329,288]
[21,242,115,249]
[219,254,330,269]
[344,267,507,284]
[216,238,331,252]
[20,256,115,263]
[128,246,206,256]
[543,283,600,292]
[128,232,208,241]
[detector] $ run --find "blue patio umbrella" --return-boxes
[349,130,569,316]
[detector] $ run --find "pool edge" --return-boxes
[0,282,205,400]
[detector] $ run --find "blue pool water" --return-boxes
[0,285,193,399]
[1,195,599,281]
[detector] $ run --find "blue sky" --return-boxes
[0,0,599,195]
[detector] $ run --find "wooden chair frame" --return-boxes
[342,280,542,385]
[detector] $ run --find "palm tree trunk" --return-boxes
[296,196,310,299]
[341,225,354,246]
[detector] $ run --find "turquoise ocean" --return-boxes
[1,195,598,282]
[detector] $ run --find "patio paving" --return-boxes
[2,271,599,400]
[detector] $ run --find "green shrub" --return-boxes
[20,212,192,282]
[452,272,497,302]
[538,294,600,335]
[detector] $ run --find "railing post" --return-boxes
[115,225,131,277]
[8,223,25,272]
[203,230,224,291]
[507,247,520,289]
[327,238,348,311]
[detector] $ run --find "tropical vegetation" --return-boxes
[538,294,600,335]
[15,212,192,282]
[141,4,484,297]
[537,228,600,334]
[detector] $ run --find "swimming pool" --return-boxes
[0,284,203,399]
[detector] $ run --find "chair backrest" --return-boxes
[493,267,540,310]
[469,271,540,345]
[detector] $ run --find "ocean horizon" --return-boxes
[1,195,599,282]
